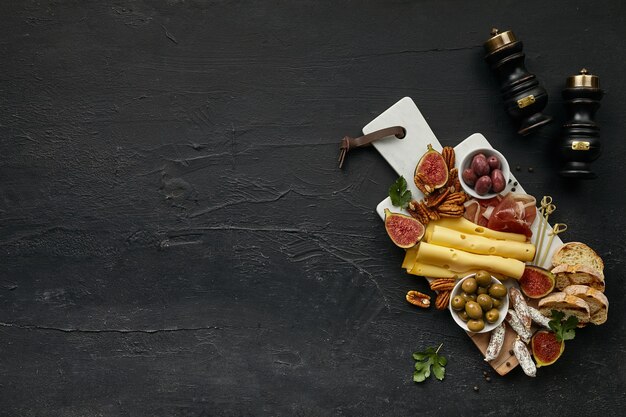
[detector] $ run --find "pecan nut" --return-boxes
[430,278,456,291]
[443,191,467,205]
[406,290,431,308]
[425,188,450,208]
[435,290,451,310]
[442,147,455,170]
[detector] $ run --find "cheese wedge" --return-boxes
[416,242,525,279]
[430,217,527,242]
[426,225,535,262]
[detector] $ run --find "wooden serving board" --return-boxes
[364,97,563,375]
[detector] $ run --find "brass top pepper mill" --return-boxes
[558,69,604,178]
[484,28,552,135]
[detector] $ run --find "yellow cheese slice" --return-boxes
[416,242,525,279]
[408,262,458,278]
[430,217,527,242]
[402,247,419,270]
[426,225,535,262]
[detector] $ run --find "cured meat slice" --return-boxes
[487,193,536,237]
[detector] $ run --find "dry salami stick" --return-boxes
[513,336,537,377]
[484,322,506,362]
[528,305,551,329]
[505,309,532,343]
[509,287,532,332]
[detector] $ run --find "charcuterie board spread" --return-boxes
[361,98,609,378]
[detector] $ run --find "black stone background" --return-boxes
[1,1,625,416]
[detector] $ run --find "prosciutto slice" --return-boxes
[463,193,537,238]
[487,193,537,237]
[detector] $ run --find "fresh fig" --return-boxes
[384,208,425,248]
[531,330,564,367]
[414,144,448,192]
[519,266,555,299]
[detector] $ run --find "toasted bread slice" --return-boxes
[551,242,604,277]
[563,285,609,325]
[538,292,591,324]
[551,264,605,293]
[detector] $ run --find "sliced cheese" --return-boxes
[408,262,458,278]
[426,225,535,262]
[431,217,527,242]
[402,247,419,270]
[416,242,525,279]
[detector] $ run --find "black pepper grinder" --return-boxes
[558,69,604,178]
[483,28,552,135]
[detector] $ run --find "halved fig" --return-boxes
[414,144,448,193]
[519,266,555,299]
[531,330,564,367]
[384,208,425,248]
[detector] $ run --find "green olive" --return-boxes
[457,310,469,322]
[467,318,485,332]
[485,308,500,324]
[461,278,478,294]
[491,297,502,308]
[465,301,483,319]
[451,295,466,311]
[475,270,491,287]
[477,286,489,295]
[489,283,507,298]
[477,294,493,311]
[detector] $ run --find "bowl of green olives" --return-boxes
[449,270,509,333]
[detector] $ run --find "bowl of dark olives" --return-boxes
[459,148,510,199]
[449,271,509,333]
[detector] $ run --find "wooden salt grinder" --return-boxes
[558,69,604,178]
[484,28,552,135]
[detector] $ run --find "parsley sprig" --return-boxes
[412,343,447,383]
[389,176,412,209]
[549,310,579,342]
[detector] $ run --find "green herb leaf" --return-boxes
[389,176,412,209]
[412,343,446,383]
[549,310,579,342]
[432,362,445,381]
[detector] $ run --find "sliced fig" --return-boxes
[414,144,448,193]
[519,266,555,299]
[384,208,425,248]
[531,330,564,367]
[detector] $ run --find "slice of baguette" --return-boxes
[538,292,591,324]
[551,242,604,277]
[563,285,609,325]
[551,264,605,293]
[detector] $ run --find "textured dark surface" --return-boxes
[1,1,625,416]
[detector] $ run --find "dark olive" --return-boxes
[485,308,500,324]
[467,318,485,332]
[475,270,491,287]
[465,301,483,319]
[461,278,478,294]
[491,297,502,308]
[477,286,489,295]
[451,295,466,311]
[489,283,507,298]
[457,310,470,322]
[477,294,493,311]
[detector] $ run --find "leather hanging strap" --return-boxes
[338,126,405,168]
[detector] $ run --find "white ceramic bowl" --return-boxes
[449,273,509,333]
[458,147,510,200]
